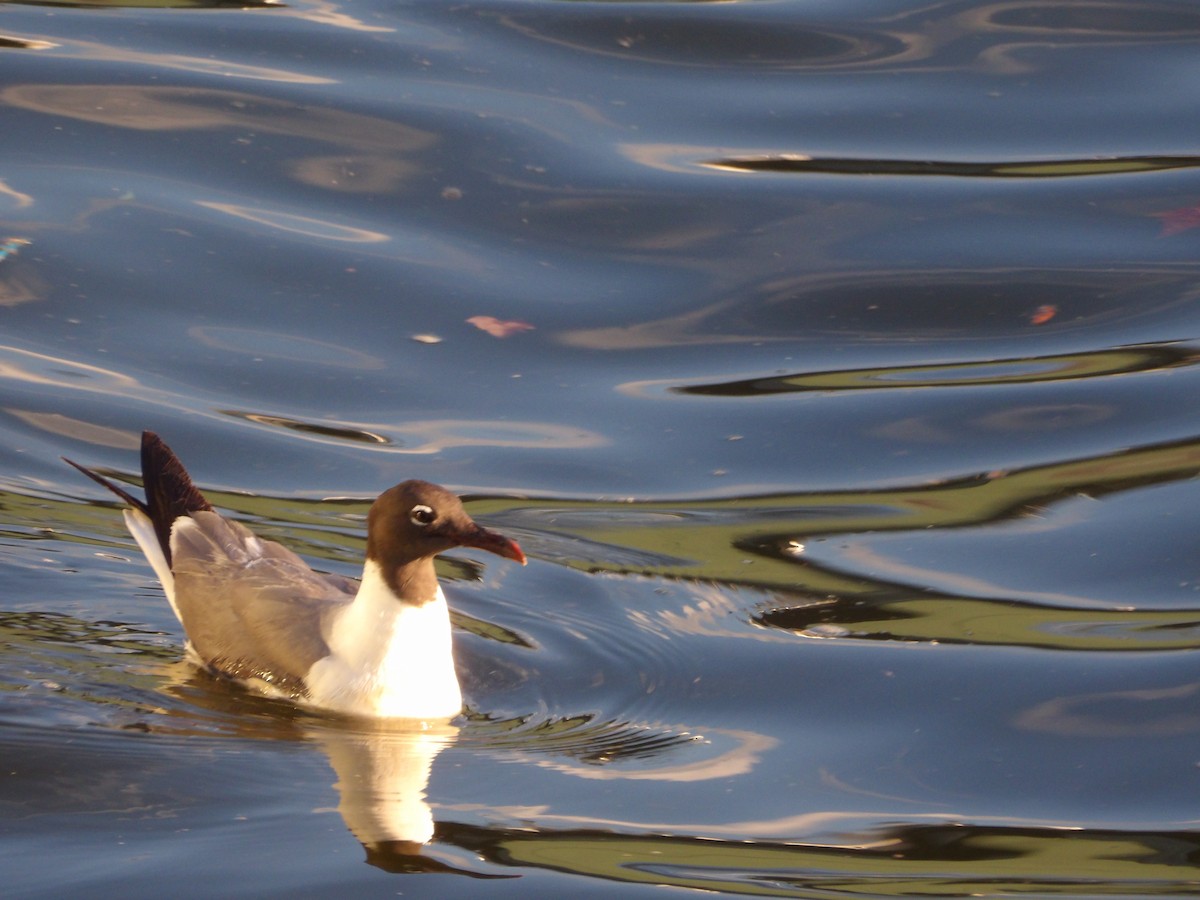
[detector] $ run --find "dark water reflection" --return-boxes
[675,343,1198,394]
[706,155,1200,178]
[3,0,1200,894]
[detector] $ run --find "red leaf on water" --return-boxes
[467,315,535,338]
[1030,304,1057,325]
[1151,203,1200,236]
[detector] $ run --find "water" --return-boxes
[2,0,1200,894]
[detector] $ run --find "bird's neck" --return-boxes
[380,553,441,605]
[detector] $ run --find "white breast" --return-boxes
[304,560,463,720]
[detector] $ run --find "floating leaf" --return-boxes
[1030,304,1057,325]
[467,315,535,338]
[1151,203,1200,236]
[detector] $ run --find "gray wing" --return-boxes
[170,510,356,696]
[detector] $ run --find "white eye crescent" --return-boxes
[410,504,436,526]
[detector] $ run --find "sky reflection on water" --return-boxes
[2,0,1200,895]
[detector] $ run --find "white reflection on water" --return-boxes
[220,410,608,454]
[0,344,140,392]
[526,726,776,783]
[311,720,460,847]
[828,539,1117,611]
[0,39,334,84]
[0,342,606,454]
[197,202,389,243]
[630,582,800,645]
[1016,681,1200,738]
[0,179,35,211]
[189,326,386,369]
[2,85,432,147]
[4,410,140,449]
[277,0,397,35]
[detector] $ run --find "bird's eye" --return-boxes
[410,504,436,526]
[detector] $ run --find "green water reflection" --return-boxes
[447,821,1200,897]
[23,430,1200,657]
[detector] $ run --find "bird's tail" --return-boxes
[64,430,211,563]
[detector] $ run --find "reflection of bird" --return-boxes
[312,721,513,876]
[315,720,455,854]
[66,431,525,719]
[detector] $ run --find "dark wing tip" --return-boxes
[141,431,212,515]
[62,455,147,513]
[64,432,213,566]
[139,431,212,562]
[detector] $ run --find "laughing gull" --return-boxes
[66,431,525,719]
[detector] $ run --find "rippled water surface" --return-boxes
[3,0,1200,895]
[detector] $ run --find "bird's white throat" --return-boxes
[304,559,463,720]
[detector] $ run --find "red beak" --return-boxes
[462,525,526,565]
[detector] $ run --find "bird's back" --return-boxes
[169,509,355,699]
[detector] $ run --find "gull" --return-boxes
[66,431,525,719]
